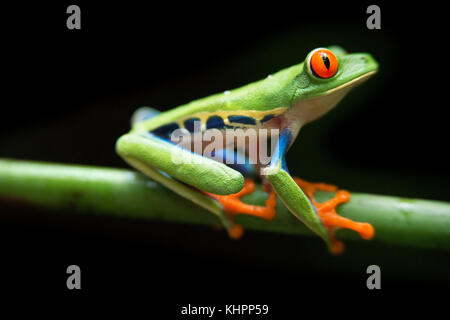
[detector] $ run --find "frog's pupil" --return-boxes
[321,54,330,70]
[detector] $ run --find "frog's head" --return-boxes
[289,46,378,124]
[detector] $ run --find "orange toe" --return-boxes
[206,179,277,239]
[227,223,244,239]
[293,177,375,253]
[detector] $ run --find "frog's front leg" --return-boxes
[263,128,333,248]
[263,128,374,253]
[116,132,246,236]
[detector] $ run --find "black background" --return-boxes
[1,1,449,315]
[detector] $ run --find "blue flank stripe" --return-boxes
[151,122,180,138]
[183,117,201,133]
[228,115,256,125]
[206,116,225,130]
[260,114,275,123]
[211,149,255,176]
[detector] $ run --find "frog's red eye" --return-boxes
[309,49,338,79]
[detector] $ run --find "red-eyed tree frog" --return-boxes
[116,46,378,253]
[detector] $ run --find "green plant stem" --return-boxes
[0,158,449,251]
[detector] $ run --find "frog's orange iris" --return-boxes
[310,49,338,79]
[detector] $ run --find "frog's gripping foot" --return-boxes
[293,177,375,254]
[206,179,276,239]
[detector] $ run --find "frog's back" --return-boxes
[132,62,303,135]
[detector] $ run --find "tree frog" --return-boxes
[116,46,378,253]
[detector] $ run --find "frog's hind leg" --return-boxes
[205,179,277,239]
[116,133,245,238]
[293,177,375,253]
[200,149,275,236]
[201,149,277,239]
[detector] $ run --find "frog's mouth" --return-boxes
[286,70,378,126]
[324,70,377,95]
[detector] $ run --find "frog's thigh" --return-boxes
[116,133,244,195]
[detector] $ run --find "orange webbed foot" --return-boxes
[206,179,277,239]
[293,177,375,254]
